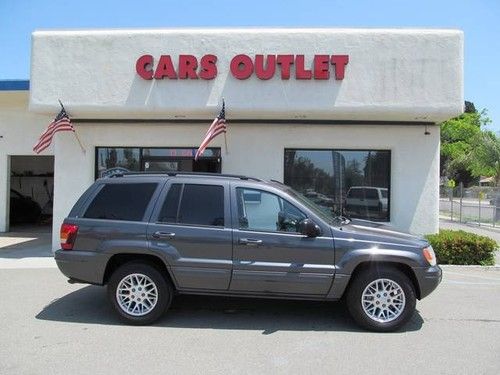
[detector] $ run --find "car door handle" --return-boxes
[239,238,263,246]
[152,231,176,240]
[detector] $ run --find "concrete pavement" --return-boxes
[0,261,499,374]
[0,249,500,375]
[1,228,499,374]
[0,228,54,268]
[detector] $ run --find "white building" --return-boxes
[0,28,463,250]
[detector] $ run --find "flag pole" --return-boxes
[73,131,86,154]
[59,100,86,154]
[222,97,228,154]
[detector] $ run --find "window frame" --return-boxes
[283,148,392,222]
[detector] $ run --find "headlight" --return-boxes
[423,245,437,266]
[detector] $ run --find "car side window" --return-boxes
[365,189,379,199]
[84,183,157,221]
[158,183,224,227]
[157,184,182,223]
[236,188,306,233]
[348,188,363,199]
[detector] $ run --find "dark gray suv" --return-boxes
[55,172,441,331]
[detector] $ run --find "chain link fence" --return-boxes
[440,184,500,227]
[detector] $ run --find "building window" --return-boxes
[96,148,140,178]
[95,147,221,179]
[284,149,391,222]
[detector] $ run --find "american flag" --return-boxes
[33,106,75,154]
[195,101,227,161]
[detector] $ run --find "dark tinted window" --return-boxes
[158,184,182,223]
[365,189,379,199]
[348,188,363,199]
[178,184,224,226]
[84,183,157,221]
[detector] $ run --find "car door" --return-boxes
[229,184,335,296]
[147,179,232,291]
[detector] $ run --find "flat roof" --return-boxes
[0,80,30,91]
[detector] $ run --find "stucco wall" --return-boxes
[30,28,463,122]
[0,92,53,231]
[51,122,440,250]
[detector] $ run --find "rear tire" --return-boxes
[107,261,173,325]
[346,266,416,332]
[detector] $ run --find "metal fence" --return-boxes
[439,184,500,227]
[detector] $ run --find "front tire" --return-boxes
[346,266,416,332]
[107,261,173,325]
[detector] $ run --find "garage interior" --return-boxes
[9,155,54,231]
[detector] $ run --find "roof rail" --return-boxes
[112,171,262,181]
[270,179,285,185]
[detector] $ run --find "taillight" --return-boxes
[60,223,79,250]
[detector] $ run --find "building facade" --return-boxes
[0,28,463,249]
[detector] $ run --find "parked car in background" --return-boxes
[9,189,42,224]
[345,186,388,220]
[55,173,441,332]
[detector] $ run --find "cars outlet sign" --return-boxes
[136,54,349,81]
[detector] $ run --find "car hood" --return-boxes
[333,219,428,248]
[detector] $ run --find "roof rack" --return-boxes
[111,171,262,182]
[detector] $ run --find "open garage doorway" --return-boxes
[9,155,54,233]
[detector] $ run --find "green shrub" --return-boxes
[425,230,498,266]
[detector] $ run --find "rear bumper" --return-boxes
[412,265,443,299]
[55,250,110,285]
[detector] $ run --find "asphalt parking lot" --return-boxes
[1,262,499,374]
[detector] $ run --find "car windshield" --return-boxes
[283,186,345,226]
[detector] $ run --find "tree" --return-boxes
[440,104,491,186]
[467,131,500,186]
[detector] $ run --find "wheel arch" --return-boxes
[328,261,421,301]
[347,261,421,300]
[103,253,176,289]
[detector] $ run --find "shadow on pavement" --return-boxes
[36,285,424,334]
[0,227,53,258]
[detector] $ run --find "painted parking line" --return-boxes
[444,271,500,282]
[0,257,57,269]
[444,280,500,286]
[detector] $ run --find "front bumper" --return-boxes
[55,250,111,285]
[412,265,443,299]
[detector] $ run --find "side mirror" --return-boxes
[298,218,321,238]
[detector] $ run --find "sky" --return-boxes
[1,0,499,130]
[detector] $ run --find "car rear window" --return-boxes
[84,183,157,221]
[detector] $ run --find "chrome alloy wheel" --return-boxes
[361,278,406,323]
[116,273,159,316]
